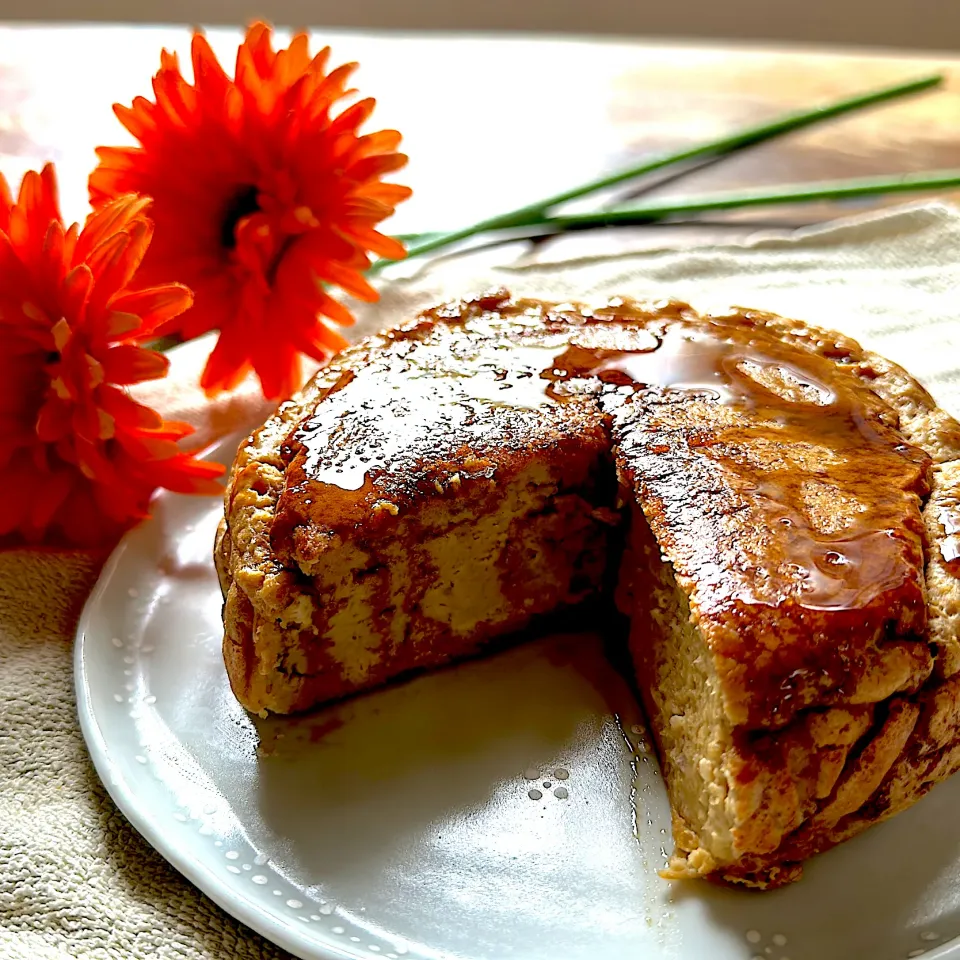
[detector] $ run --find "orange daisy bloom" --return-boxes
[89,21,412,400]
[0,163,223,548]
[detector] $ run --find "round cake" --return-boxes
[215,289,960,887]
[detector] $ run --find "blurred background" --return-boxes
[0,0,957,51]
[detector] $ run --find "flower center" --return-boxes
[220,185,260,250]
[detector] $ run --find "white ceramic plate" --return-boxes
[77,436,960,960]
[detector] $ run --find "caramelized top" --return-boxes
[275,291,937,723]
[592,318,930,615]
[280,294,611,534]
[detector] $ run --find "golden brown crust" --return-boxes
[657,469,960,887]
[216,290,960,881]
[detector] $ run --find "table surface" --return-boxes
[0,26,957,960]
[0,24,957,264]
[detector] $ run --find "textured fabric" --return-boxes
[1,202,959,959]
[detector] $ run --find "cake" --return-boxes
[215,290,960,887]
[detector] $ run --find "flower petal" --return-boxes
[88,20,412,399]
[75,192,152,264]
[336,223,407,260]
[200,324,254,395]
[98,385,164,430]
[101,344,170,384]
[111,284,193,335]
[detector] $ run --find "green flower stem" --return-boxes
[374,72,943,271]
[519,168,960,229]
[389,168,960,253]
[393,232,439,244]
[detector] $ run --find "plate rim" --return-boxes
[73,443,374,960]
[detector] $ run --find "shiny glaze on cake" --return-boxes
[274,291,935,729]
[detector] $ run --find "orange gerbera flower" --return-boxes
[89,21,411,400]
[0,163,223,548]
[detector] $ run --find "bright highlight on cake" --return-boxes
[89,21,412,400]
[0,164,223,547]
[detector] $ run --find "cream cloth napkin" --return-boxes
[1,202,958,960]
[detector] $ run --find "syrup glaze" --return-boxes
[582,321,930,616]
[280,293,932,625]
